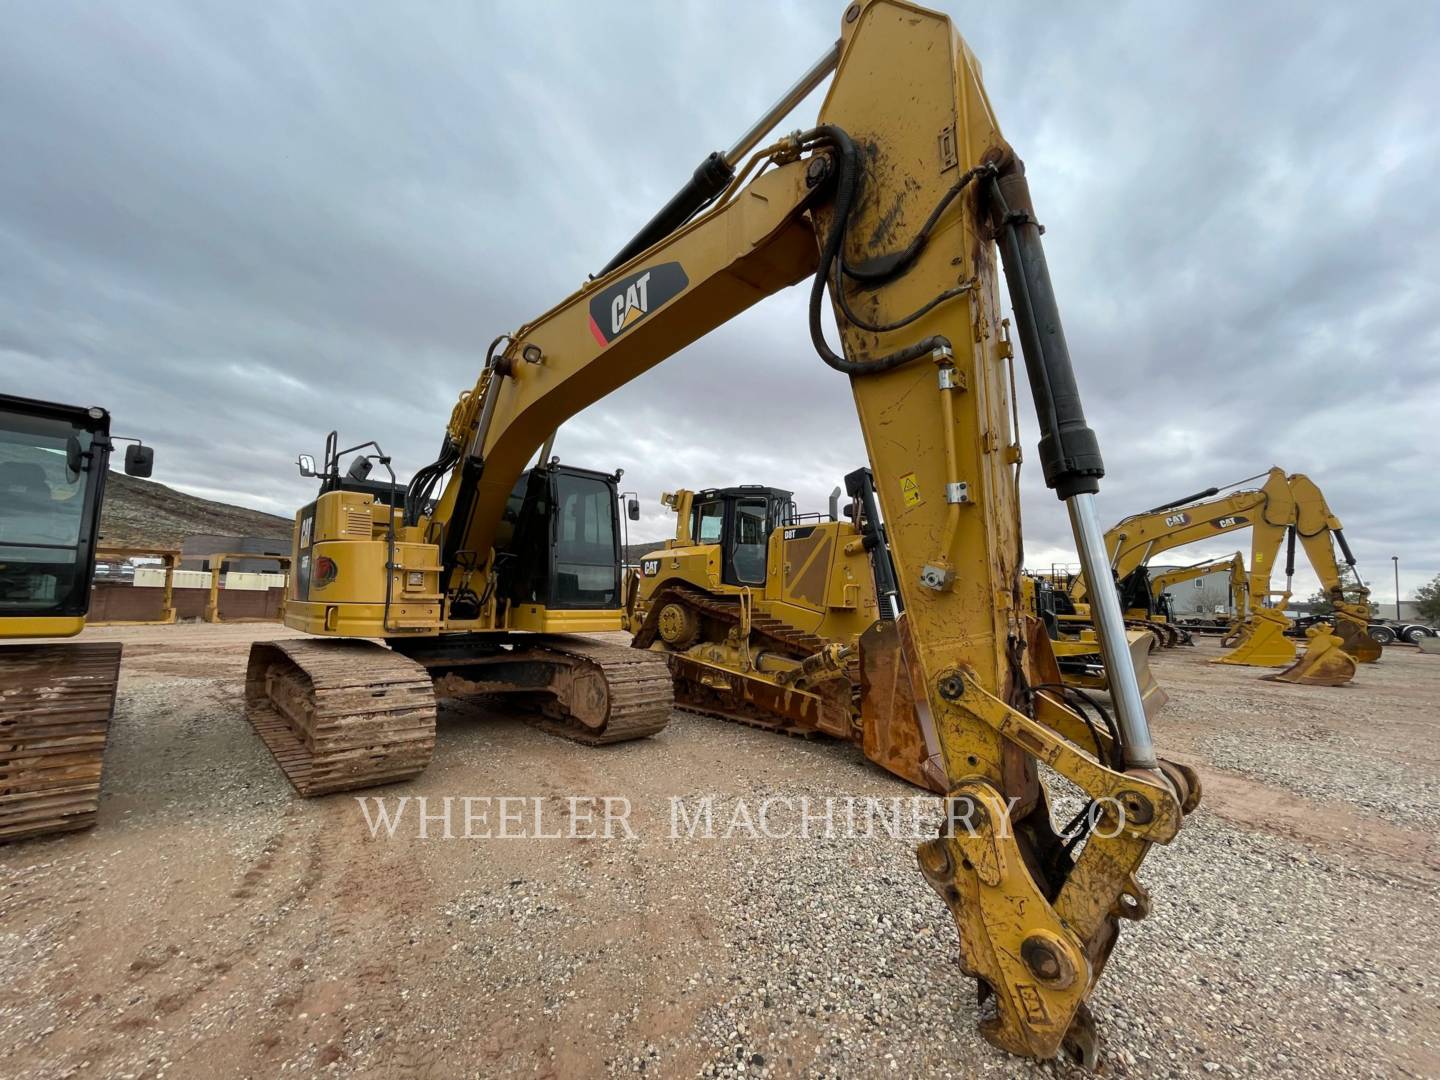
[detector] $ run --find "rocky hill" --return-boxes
[100,472,293,549]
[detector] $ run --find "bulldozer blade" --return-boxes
[1048,631,1167,721]
[1127,632,1169,721]
[1332,615,1381,664]
[1264,624,1357,686]
[858,618,947,793]
[1214,611,1296,668]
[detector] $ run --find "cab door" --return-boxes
[721,496,769,587]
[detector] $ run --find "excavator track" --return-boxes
[244,639,437,797]
[524,637,675,744]
[399,634,674,746]
[0,642,121,843]
[633,584,855,736]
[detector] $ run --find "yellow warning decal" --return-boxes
[900,472,922,507]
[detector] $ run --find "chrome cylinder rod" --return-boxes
[1068,492,1158,769]
[724,41,841,167]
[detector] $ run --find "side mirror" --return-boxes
[627,498,640,521]
[123,443,154,478]
[65,435,84,479]
[297,453,318,478]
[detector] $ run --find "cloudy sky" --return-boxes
[3,1,1437,603]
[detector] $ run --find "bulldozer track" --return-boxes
[244,639,437,797]
[633,585,857,735]
[0,642,121,843]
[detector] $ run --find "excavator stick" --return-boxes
[1213,609,1297,668]
[1264,623,1357,686]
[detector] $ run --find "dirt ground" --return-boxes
[2,624,1437,1079]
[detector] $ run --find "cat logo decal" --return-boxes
[588,262,689,347]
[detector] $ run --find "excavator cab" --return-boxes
[0,396,112,631]
[0,393,151,841]
[494,464,625,611]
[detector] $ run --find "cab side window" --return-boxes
[694,501,724,544]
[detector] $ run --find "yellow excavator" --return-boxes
[1148,552,1247,636]
[1065,467,1377,684]
[0,393,154,842]
[625,469,944,791]
[244,1,1199,1061]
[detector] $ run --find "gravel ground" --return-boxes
[1,624,1436,1079]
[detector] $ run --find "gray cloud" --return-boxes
[2,0,1437,603]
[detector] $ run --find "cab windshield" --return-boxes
[0,405,100,616]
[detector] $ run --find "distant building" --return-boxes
[1150,565,1239,617]
[181,533,291,574]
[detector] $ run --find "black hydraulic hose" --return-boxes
[1285,525,1297,580]
[803,125,949,375]
[840,163,995,285]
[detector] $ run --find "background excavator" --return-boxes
[243,1,1199,1061]
[0,393,153,842]
[1148,552,1247,636]
[1063,467,1377,685]
[625,469,944,791]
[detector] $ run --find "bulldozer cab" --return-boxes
[689,485,794,588]
[495,463,624,611]
[0,395,116,629]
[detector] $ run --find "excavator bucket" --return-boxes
[1213,610,1296,668]
[1332,614,1382,663]
[1264,623,1357,686]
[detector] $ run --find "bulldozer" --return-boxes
[1062,467,1376,685]
[624,469,944,791]
[0,393,154,842]
[243,1,1200,1061]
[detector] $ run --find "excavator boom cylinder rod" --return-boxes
[599,41,841,277]
[725,41,842,167]
[1068,493,1158,768]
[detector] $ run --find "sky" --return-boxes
[2,0,1438,605]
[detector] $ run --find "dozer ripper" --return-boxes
[0,393,153,842]
[625,469,945,791]
[245,1,1199,1060]
[1067,467,1377,684]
